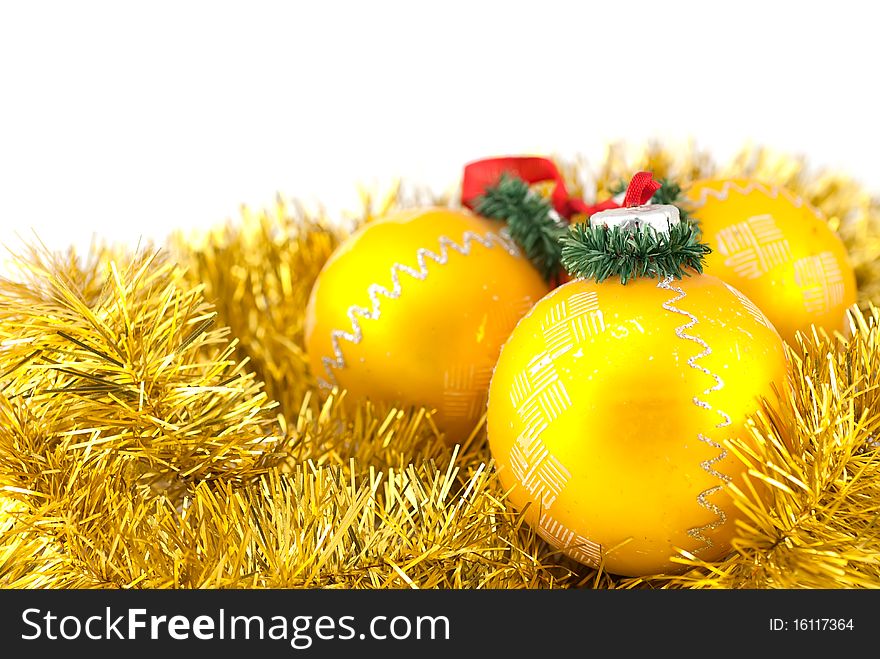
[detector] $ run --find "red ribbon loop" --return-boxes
[461,156,590,219]
[623,171,661,208]
[462,158,662,220]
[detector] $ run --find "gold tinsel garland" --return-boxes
[2,142,880,589]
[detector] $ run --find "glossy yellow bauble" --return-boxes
[304,206,550,442]
[684,178,857,346]
[487,273,790,577]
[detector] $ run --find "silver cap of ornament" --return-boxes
[589,204,681,235]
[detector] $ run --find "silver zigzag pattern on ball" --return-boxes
[657,276,733,554]
[685,179,822,219]
[318,228,520,390]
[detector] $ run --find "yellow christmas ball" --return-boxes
[305,206,550,442]
[487,271,790,577]
[683,178,858,346]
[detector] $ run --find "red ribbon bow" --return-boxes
[461,156,595,218]
[461,156,661,220]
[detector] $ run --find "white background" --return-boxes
[1,0,877,257]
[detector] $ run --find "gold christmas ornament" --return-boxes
[683,178,858,345]
[487,184,791,577]
[304,206,550,443]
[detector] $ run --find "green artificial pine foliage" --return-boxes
[473,174,567,283]
[560,220,711,285]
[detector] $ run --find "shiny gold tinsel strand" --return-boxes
[2,142,880,589]
[0,244,285,587]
